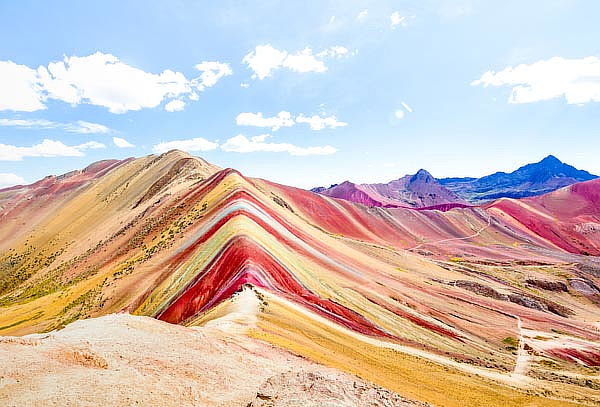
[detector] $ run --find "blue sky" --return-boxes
[1,0,599,188]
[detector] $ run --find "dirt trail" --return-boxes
[512,315,529,378]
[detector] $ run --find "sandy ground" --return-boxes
[0,311,428,407]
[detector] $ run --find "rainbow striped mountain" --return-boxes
[1,150,599,407]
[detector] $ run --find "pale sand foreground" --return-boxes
[0,313,428,407]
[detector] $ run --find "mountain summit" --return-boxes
[313,156,596,207]
[440,155,597,202]
[314,169,466,209]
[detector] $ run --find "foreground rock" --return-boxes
[0,313,427,407]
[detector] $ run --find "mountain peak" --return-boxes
[409,169,434,183]
[539,155,562,165]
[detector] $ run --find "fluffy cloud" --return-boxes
[221,134,337,156]
[391,12,405,27]
[0,52,232,113]
[242,45,287,80]
[75,121,111,134]
[282,48,327,73]
[0,173,26,188]
[0,118,110,134]
[242,44,353,80]
[295,114,347,130]
[390,12,414,28]
[113,136,135,148]
[357,9,368,21]
[236,111,294,131]
[37,53,191,113]
[0,61,45,112]
[471,56,600,105]
[152,137,219,154]
[236,111,347,131]
[0,139,105,161]
[164,99,186,112]
[193,61,233,89]
[78,141,106,150]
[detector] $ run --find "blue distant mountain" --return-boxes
[438,155,598,203]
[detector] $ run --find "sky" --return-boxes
[1,0,599,189]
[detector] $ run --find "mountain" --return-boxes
[487,177,600,255]
[1,151,600,406]
[440,155,598,203]
[314,169,468,209]
[1,312,423,407]
[314,156,597,209]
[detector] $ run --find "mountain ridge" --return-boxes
[314,169,466,209]
[440,155,597,202]
[313,155,597,207]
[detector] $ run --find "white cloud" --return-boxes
[37,52,191,114]
[390,12,414,28]
[74,121,111,134]
[77,141,106,150]
[295,114,347,130]
[316,46,355,59]
[0,173,26,188]
[164,99,186,112]
[250,134,270,142]
[391,12,405,27]
[221,134,337,156]
[357,9,368,21]
[242,45,287,80]
[394,101,413,119]
[471,56,600,105]
[282,48,327,73]
[0,139,105,161]
[152,137,219,154]
[236,111,348,131]
[113,136,135,148]
[236,111,294,131]
[0,61,45,112]
[193,61,233,89]
[0,52,232,113]
[0,118,110,134]
[242,44,353,80]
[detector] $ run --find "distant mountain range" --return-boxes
[312,155,597,208]
[312,169,467,209]
[439,155,597,203]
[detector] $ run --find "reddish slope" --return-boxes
[0,159,130,251]
[487,179,600,255]
[157,235,392,338]
[316,181,394,207]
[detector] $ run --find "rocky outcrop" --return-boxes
[525,279,568,292]
[250,371,430,407]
